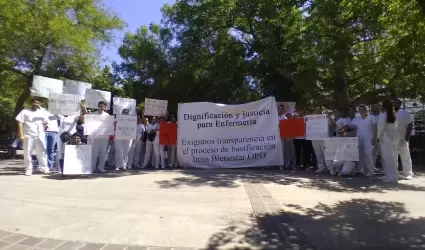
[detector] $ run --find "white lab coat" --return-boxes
[88,111,110,172]
[352,115,375,176]
[142,123,160,168]
[395,109,414,177]
[114,116,135,170]
[377,113,399,182]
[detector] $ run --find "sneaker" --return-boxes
[123,167,127,170]
[42,168,50,174]
[315,167,326,173]
[115,168,120,171]
[99,169,106,173]
[404,175,413,180]
[25,170,32,176]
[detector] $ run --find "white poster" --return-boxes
[115,115,137,140]
[177,97,283,169]
[85,89,111,110]
[324,137,359,161]
[48,93,81,116]
[63,80,92,99]
[113,97,137,115]
[276,102,296,114]
[144,98,168,117]
[63,145,92,175]
[84,114,115,137]
[305,114,329,140]
[31,75,64,98]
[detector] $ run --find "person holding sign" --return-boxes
[141,116,160,169]
[328,126,357,177]
[15,98,50,176]
[133,117,147,168]
[88,101,110,173]
[376,100,400,183]
[59,133,86,173]
[167,115,179,168]
[311,106,333,173]
[277,105,287,169]
[114,109,136,171]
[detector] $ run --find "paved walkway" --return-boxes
[0,160,425,250]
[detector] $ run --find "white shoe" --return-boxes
[366,173,374,177]
[42,168,50,174]
[123,167,127,170]
[404,175,413,180]
[25,170,32,176]
[99,169,106,173]
[315,167,326,173]
[115,168,120,171]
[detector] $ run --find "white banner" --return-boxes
[48,93,81,116]
[63,80,92,99]
[276,102,296,114]
[113,97,137,115]
[324,137,359,161]
[84,114,115,137]
[305,114,329,140]
[63,145,92,175]
[85,89,111,110]
[177,97,283,168]
[144,98,168,117]
[115,115,137,140]
[31,75,64,98]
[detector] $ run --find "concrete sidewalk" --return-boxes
[0,159,425,250]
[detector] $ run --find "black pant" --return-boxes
[294,139,314,167]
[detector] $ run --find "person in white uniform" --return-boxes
[133,117,147,168]
[394,99,414,179]
[376,100,399,183]
[352,105,375,177]
[114,109,135,171]
[313,106,335,173]
[168,115,179,168]
[88,101,110,173]
[142,116,160,168]
[328,126,357,177]
[15,98,50,176]
[370,103,384,168]
[277,105,287,169]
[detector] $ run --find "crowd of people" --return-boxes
[15,98,415,183]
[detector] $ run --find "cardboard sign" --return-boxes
[63,145,92,175]
[113,97,137,115]
[159,122,177,145]
[279,118,305,138]
[63,80,92,99]
[115,115,137,140]
[31,75,64,98]
[84,114,115,137]
[324,137,359,161]
[305,114,329,140]
[85,89,111,110]
[144,98,168,117]
[48,93,81,116]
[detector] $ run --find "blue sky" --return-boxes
[101,0,176,65]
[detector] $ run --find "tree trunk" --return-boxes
[12,76,32,120]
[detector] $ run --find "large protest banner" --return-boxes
[324,137,359,161]
[85,89,111,110]
[84,114,115,137]
[63,80,92,99]
[144,98,168,117]
[305,114,329,140]
[48,93,81,116]
[63,145,92,175]
[113,97,137,115]
[177,97,283,168]
[115,115,137,140]
[31,75,63,98]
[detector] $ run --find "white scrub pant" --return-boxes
[159,144,166,167]
[358,137,374,175]
[312,140,325,169]
[89,138,108,172]
[24,137,48,171]
[115,140,135,169]
[380,136,399,182]
[168,145,178,167]
[133,140,145,167]
[398,140,413,177]
[284,138,295,166]
[142,141,160,168]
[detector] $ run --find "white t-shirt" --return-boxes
[15,108,49,138]
[46,113,59,132]
[59,115,79,135]
[352,115,374,139]
[136,124,146,141]
[396,109,413,140]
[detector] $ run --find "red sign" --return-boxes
[159,122,177,145]
[279,118,305,138]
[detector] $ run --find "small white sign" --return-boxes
[305,114,329,140]
[324,137,359,161]
[84,114,115,137]
[113,97,137,115]
[63,145,92,175]
[115,115,137,140]
[63,80,92,99]
[85,89,111,110]
[144,98,168,117]
[48,93,81,116]
[31,75,64,98]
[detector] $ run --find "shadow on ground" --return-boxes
[155,169,425,193]
[203,199,425,250]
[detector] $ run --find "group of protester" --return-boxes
[16,97,414,183]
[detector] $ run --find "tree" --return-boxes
[0,0,124,119]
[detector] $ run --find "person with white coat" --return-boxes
[375,100,399,183]
[88,101,110,173]
[313,106,335,173]
[352,105,375,177]
[328,126,357,177]
[394,99,414,179]
[141,116,160,168]
[114,109,136,171]
[133,117,147,168]
[15,98,50,176]
[370,103,384,168]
